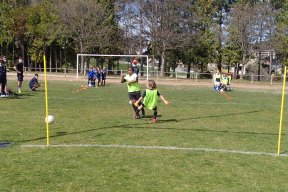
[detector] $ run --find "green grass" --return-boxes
[1,80,288,191]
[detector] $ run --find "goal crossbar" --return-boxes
[76,54,149,80]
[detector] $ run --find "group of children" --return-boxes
[87,66,107,87]
[121,59,169,123]
[0,55,41,97]
[213,70,232,92]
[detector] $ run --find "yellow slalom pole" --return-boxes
[43,54,50,146]
[277,66,287,155]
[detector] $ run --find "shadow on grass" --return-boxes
[18,110,282,143]
[0,92,37,100]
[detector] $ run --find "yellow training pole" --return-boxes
[277,66,287,155]
[43,54,50,146]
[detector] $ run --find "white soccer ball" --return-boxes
[45,115,55,124]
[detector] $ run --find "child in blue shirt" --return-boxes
[87,67,96,87]
[29,74,41,91]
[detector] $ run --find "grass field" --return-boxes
[1,79,288,191]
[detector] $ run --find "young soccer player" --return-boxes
[121,66,145,119]
[96,66,101,87]
[0,56,7,97]
[134,79,169,123]
[101,66,107,86]
[213,69,222,91]
[14,57,24,93]
[29,74,41,91]
[220,73,231,92]
[87,67,96,87]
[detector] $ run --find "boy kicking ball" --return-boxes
[134,79,169,123]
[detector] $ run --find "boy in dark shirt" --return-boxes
[14,57,24,93]
[29,74,41,91]
[101,67,107,86]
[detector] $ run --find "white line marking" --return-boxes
[21,144,288,157]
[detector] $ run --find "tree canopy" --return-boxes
[0,0,287,77]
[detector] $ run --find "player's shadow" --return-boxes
[33,90,45,92]
[133,110,281,136]
[157,110,263,123]
[0,93,36,99]
[141,115,162,119]
[18,109,278,144]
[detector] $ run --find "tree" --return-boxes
[228,1,255,77]
[56,0,122,71]
[0,2,14,57]
[26,0,60,69]
[274,0,288,69]
[183,0,215,76]
[211,0,236,71]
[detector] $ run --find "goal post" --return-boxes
[76,54,149,80]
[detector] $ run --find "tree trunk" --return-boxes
[200,62,204,73]
[49,45,52,72]
[187,62,191,79]
[240,53,246,79]
[160,50,165,76]
[258,51,261,81]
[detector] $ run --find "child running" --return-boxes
[134,79,169,123]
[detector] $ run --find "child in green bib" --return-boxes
[134,80,169,122]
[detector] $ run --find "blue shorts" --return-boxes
[17,73,24,82]
[0,78,7,84]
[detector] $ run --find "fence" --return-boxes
[5,67,284,85]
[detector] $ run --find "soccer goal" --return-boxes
[76,54,149,79]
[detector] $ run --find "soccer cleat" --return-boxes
[135,113,140,119]
[18,90,22,94]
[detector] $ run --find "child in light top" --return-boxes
[213,69,222,91]
[121,66,145,119]
[134,79,169,122]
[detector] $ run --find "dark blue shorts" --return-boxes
[17,73,24,82]
[128,91,141,101]
[0,78,7,84]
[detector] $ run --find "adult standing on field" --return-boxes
[14,57,24,93]
[0,56,7,96]
[121,66,145,119]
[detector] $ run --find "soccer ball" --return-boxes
[45,115,55,124]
